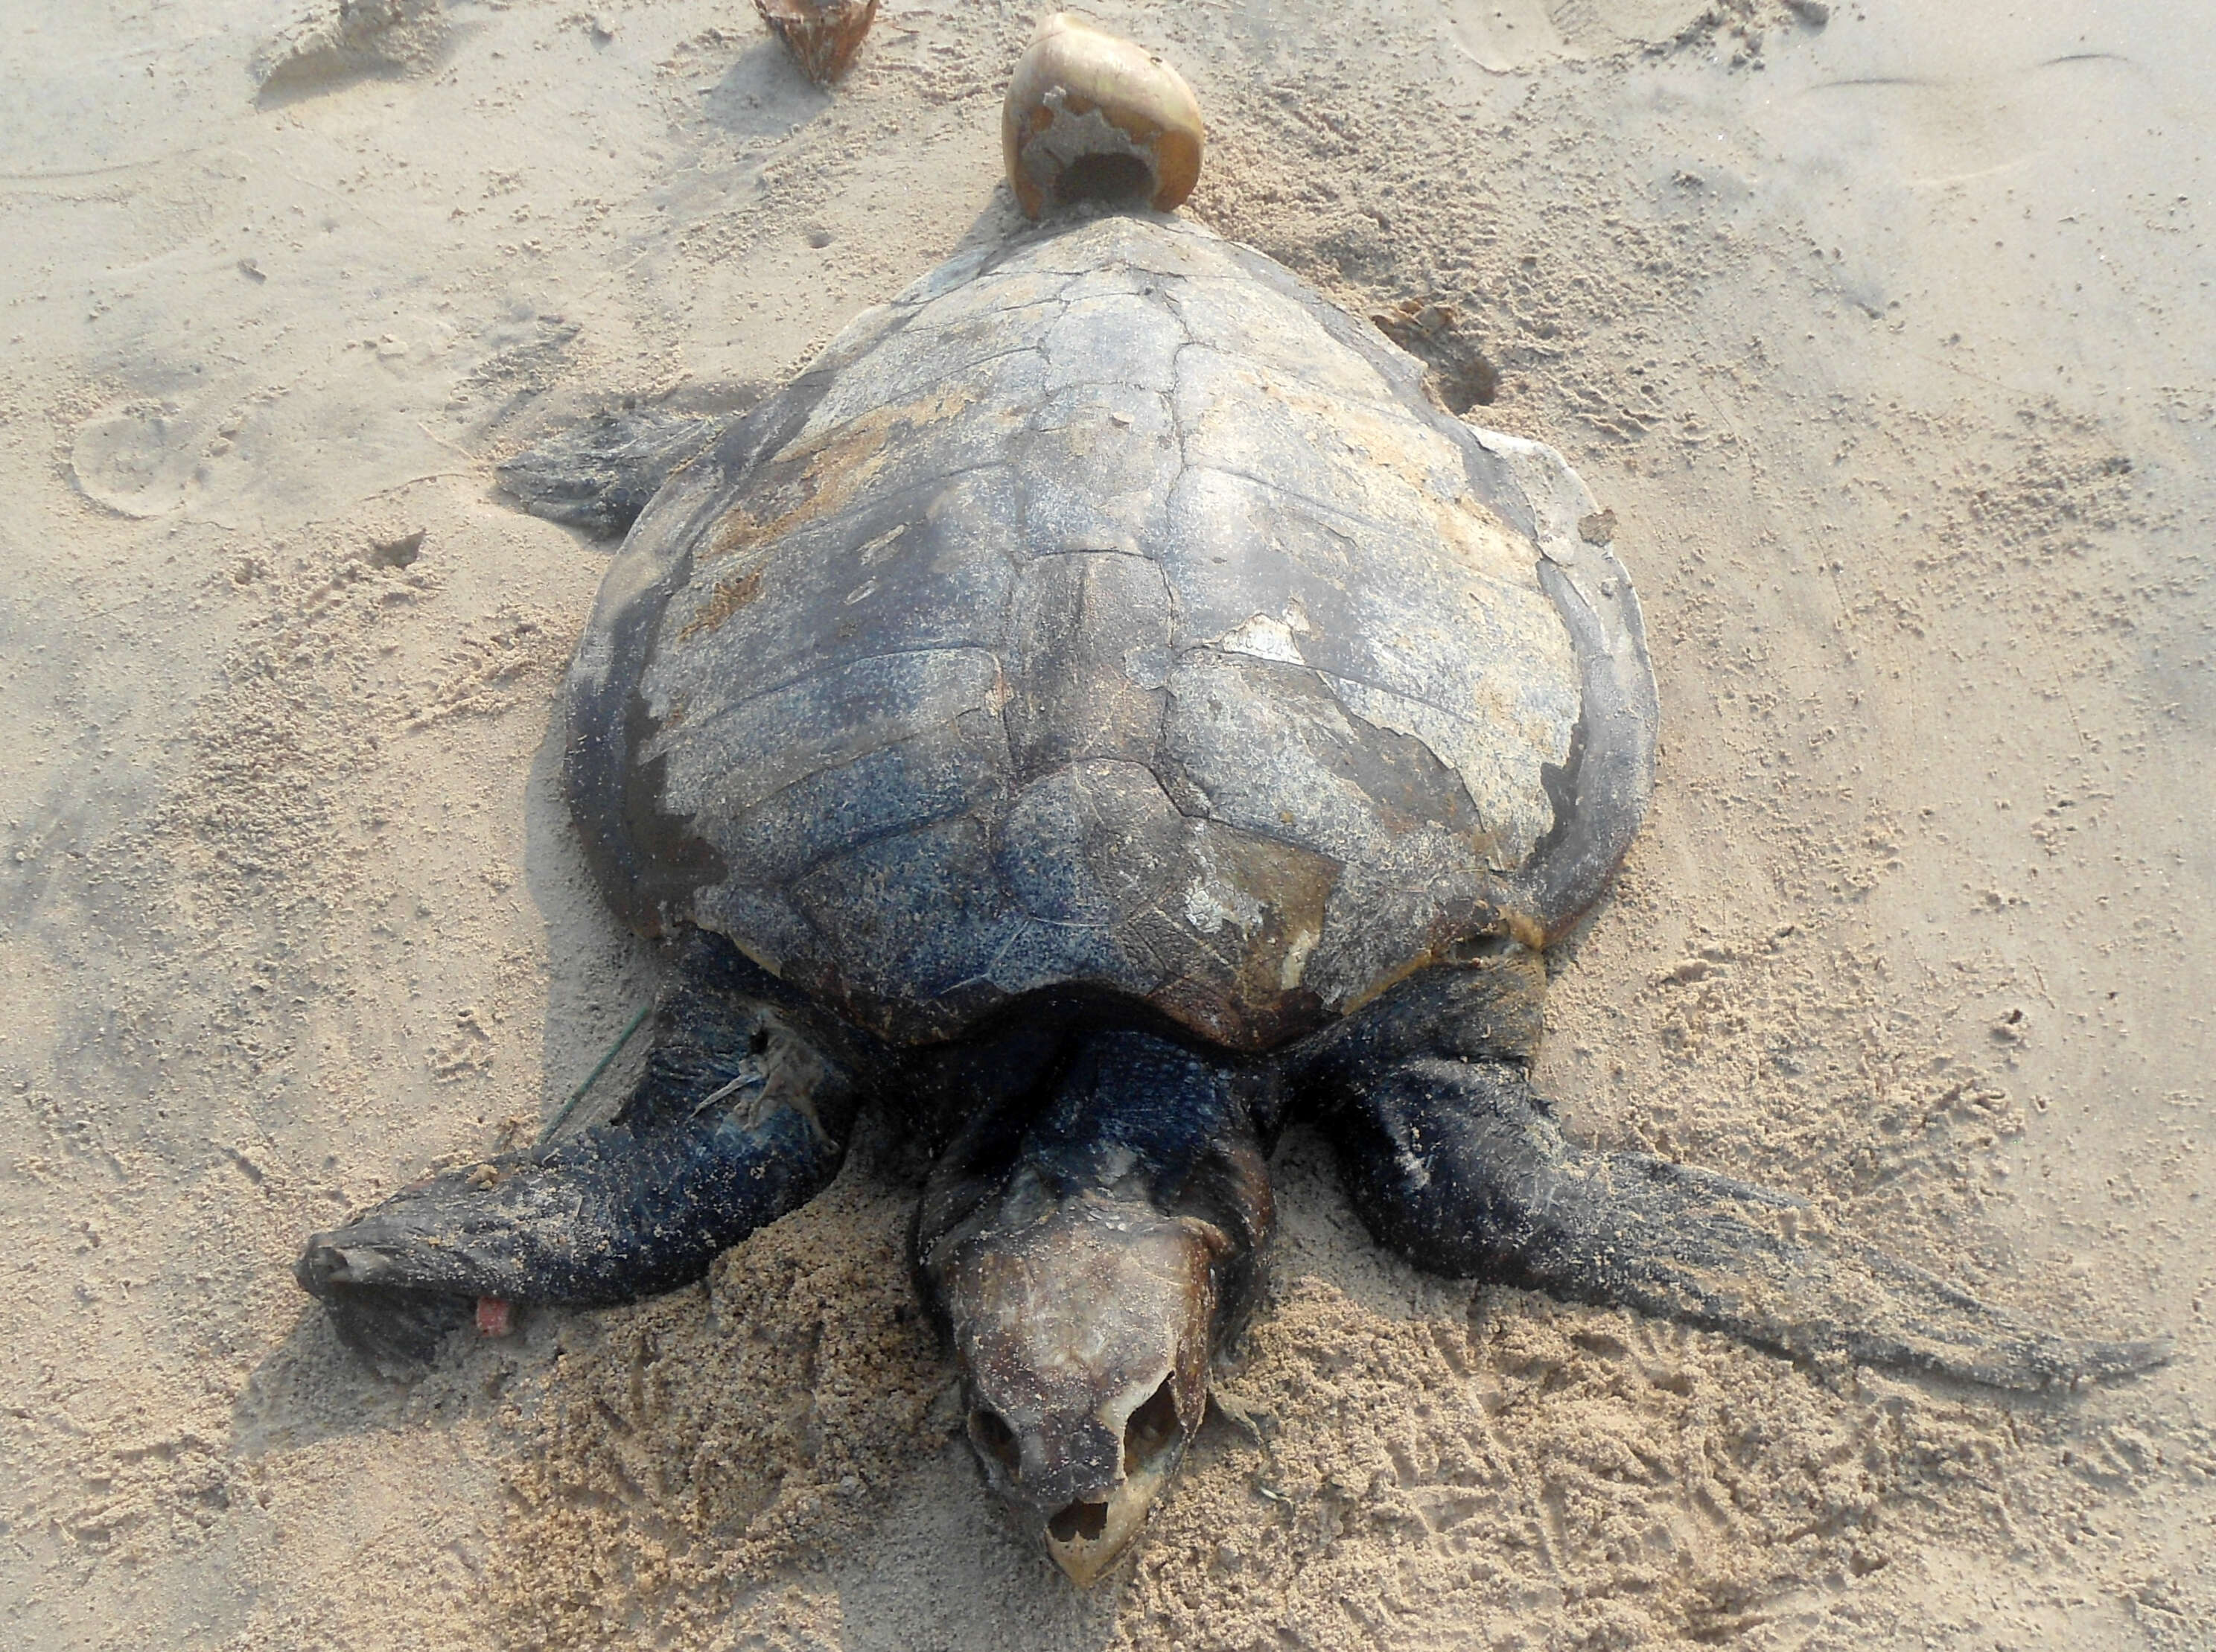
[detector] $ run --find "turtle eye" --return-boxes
[1122,1376,1179,1471]
[970,1406,1022,1482]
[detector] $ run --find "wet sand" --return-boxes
[2,2,2211,1648]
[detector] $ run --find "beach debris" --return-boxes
[753,0,879,85]
[252,0,447,101]
[1003,13,1204,217]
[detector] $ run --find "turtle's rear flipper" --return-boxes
[1327,1058,2170,1390]
[496,407,730,540]
[297,935,866,1371]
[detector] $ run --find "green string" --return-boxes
[538,1002,652,1145]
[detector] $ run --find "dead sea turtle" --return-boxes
[296,16,2165,1586]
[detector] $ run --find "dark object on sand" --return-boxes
[297,25,2167,1591]
[754,0,877,85]
[1371,297,1500,414]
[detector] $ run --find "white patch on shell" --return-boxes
[1217,613,1305,666]
[1182,876,1263,937]
[1279,925,1321,990]
[1327,674,1567,868]
[1019,90,1156,199]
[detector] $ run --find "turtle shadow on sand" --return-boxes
[228,1290,555,1459]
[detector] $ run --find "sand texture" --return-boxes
[2,1,2212,1648]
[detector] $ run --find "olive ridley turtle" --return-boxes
[297,19,2165,1586]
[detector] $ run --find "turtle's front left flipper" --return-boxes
[296,934,869,1369]
[1306,1003,2168,1388]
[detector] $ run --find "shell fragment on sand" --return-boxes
[754,0,878,85]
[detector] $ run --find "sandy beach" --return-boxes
[2,1,2211,1647]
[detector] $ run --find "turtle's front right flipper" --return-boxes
[297,934,867,1370]
[1306,1008,2168,1388]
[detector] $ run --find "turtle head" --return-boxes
[915,1029,1273,1586]
[945,1190,1219,1584]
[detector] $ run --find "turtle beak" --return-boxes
[1033,1372,1187,1587]
[941,1185,1220,1586]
